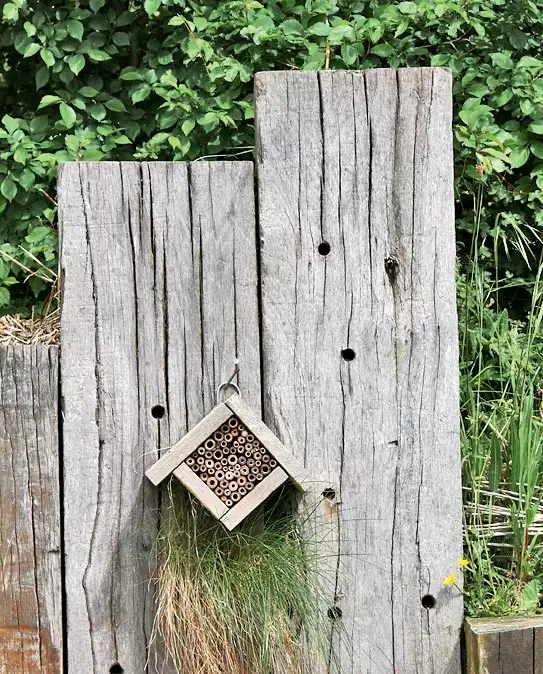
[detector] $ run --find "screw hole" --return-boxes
[341,348,356,361]
[322,488,336,500]
[327,606,342,620]
[151,405,165,419]
[318,241,331,256]
[110,665,124,674]
[421,594,436,610]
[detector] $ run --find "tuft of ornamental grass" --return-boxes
[151,479,332,674]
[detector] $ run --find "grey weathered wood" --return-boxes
[256,68,462,673]
[0,346,62,674]
[465,617,543,674]
[59,161,260,673]
[173,463,229,520]
[220,466,288,530]
[146,402,232,485]
[225,394,310,487]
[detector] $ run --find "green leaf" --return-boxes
[509,146,530,168]
[1,178,17,202]
[89,0,105,11]
[531,142,543,159]
[144,0,161,15]
[182,118,195,135]
[370,44,394,58]
[518,579,540,614]
[68,54,85,75]
[40,48,55,68]
[79,86,99,98]
[529,122,543,134]
[23,43,41,58]
[281,19,303,36]
[2,3,19,21]
[38,95,62,109]
[87,103,106,121]
[66,19,84,41]
[112,32,130,46]
[65,135,80,153]
[131,83,151,103]
[13,147,28,164]
[60,102,77,128]
[0,288,10,307]
[341,44,358,66]
[119,69,143,81]
[308,22,330,37]
[193,16,208,31]
[105,98,127,112]
[87,49,111,62]
[114,134,131,144]
[490,51,514,70]
[35,66,50,90]
[18,168,35,190]
[2,115,19,134]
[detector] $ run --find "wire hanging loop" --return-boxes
[216,359,241,403]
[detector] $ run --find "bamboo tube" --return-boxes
[205,459,214,470]
[261,464,271,475]
[197,446,206,456]
[205,438,216,450]
[269,459,277,468]
[231,492,241,503]
[225,499,233,507]
[207,477,218,489]
[229,481,238,491]
[240,466,249,476]
[238,476,247,486]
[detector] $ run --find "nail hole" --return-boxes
[151,405,165,419]
[327,606,342,620]
[110,665,124,674]
[318,241,331,256]
[421,594,436,610]
[322,488,336,500]
[341,348,356,361]
[385,255,399,280]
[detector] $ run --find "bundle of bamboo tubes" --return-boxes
[185,415,278,508]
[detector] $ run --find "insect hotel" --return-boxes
[146,393,309,530]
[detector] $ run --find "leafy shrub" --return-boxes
[0,0,542,314]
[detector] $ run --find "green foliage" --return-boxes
[0,0,542,314]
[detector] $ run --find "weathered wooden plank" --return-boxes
[225,394,310,487]
[0,345,62,674]
[146,402,232,485]
[220,467,288,530]
[59,161,260,673]
[256,69,462,673]
[465,617,543,674]
[173,463,229,520]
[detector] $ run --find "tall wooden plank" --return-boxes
[256,69,462,673]
[0,346,62,674]
[59,161,260,673]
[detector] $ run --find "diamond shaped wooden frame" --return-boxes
[146,394,309,530]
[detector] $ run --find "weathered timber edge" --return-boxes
[0,345,62,674]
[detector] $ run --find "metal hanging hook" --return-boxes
[216,359,240,403]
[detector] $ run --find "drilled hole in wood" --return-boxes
[421,594,436,609]
[341,348,356,361]
[327,606,342,620]
[322,488,336,500]
[109,665,124,674]
[318,241,331,256]
[151,405,165,419]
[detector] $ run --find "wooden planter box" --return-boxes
[465,616,543,674]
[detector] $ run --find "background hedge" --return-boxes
[0,0,542,315]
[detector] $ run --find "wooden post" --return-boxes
[465,617,543,674]
[58,162,260,672]
[0,346,62,673]
[255,69,463,673]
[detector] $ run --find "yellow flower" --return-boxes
[443,574,456,586]
[457,559,469,567]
